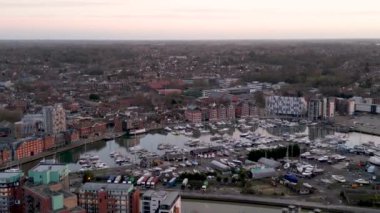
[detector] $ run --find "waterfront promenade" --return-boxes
[0,132,125,170]
[181,192,380,213]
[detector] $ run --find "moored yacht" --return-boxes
[354,178,369,185]
[332,175,346,183]
[129,128,146,135]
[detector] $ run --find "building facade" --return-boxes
[14,114,44,139]
[0,144,11,164]
[184,109,202,123]
[78,183,140,213]
[265,96,307,116]
[226,104,235,120]
[307,98,335,121]
[43,104,67,135]
[13,137,44,160]
[217,105,227,121]
[24,163,84,213]
[0,171,24,213]
[28,163,69,188]
[236,102,250,118]
[209,106,218,122]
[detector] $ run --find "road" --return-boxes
[181,192,380,213]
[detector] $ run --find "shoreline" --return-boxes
[180,192,379,213]
[0,132,125,170]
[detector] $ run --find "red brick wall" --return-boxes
[92,122,107,136]
[43,135,55,150]
[70,131,79,142]
[209,108,218,121]
[96,191,107,213]
[24,187,52,213]
[0,149,11,163]
[65,131,80,143]
[79,127,91,138]
[114,116,123,132]
[15,138,43,160]
[131,189,140,213]
[185,110,202,123]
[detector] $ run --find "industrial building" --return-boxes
[141,190,181,213]
[251,167,277,180]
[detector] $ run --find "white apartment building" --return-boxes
[141,190,181,213]
[265,96,307,116]
[43,104,66,135]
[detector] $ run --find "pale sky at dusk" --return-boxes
[1,0,380,40]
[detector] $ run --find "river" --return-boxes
[21,125,380,172]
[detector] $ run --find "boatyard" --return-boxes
[49,117,380,211]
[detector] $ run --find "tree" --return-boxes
[223,177,229,183]
[0,109,22,122]
[89,94,100,101]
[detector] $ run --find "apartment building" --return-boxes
[265,96,307,116]
[43,104,67,135]
[184,105,202,123]
[24,163,84,213]
[12,137,44,160]
[78,182,140,213]
[0,171,24,212]
[308,98,336,120]
[141,190,181,213]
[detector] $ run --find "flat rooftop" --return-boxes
[30,163,67,173]
[143,190,179,207]
[81,182,133,192]
[0,172,23,182]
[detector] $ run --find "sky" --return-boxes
[1,0,380,40]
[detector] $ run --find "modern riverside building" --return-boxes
[24,183,84,213]
[78,182,140,213]
[308,98,335,121]
[0,171,24,212]
[43,103,67,135]
[142,190,181,213]
[184,105,202,123]
[24,163,84,213]
[265,96,307,116]
[28,163,70,189]
[12,137,44,160]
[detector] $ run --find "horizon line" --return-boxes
[0,38,380,42]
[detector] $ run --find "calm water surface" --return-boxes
[21,126,380,172]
